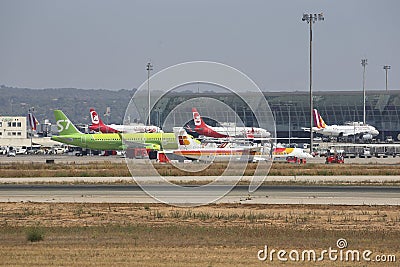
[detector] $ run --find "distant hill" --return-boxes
[0,86,134,124]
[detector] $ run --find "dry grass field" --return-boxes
[1,160,399,265]
[1,161,400,178]
[1,203,399,266]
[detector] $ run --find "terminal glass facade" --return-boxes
[151,90,400,142]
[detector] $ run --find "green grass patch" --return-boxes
[26,227,45,242]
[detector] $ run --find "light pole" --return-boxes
[361,59,367,124]
[28,107,34,151]
[284,103,293,145]
[146,62,153,126]
[302,12,324,154]
[383,65,391,91]
[288,105,291,146]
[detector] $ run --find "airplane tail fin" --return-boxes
[90,108,105,126]
[192,107,228,138]
[313,109,327,129]
[317,110,327,128]
[54,110,82,135]
[192,108,207,129]
[173,127,200,150]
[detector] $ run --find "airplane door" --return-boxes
[81,135,87,148]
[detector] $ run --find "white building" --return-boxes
[0,116,30,147]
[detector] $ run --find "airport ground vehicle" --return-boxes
[286,156,306,164]
[15,146,27,155]
[51,147,66,154]
[0,146,7,155]
[359,148,372,158]
[7,150,16,157]
[325,154,344,164]
[385,136,393,143]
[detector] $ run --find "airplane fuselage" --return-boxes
[195,126,270,139]
[207,126,270,138]
[173,147,258,162]
[89,124,161,134]
[313,125,379,137]
[272,147,313,159]
[52,132,177,151]
[109,124,161,133]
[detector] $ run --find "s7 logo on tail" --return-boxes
[56,119,71,132]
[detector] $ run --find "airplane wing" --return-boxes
[184,124,193,131]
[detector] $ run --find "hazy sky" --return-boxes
[0,0,399,91]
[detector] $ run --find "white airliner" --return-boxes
[271,147,313,159]
[187,108,270,139]
[172,128,260,162]
[89,108,162,134]
[252,146,313,162]
[303,109,379,140]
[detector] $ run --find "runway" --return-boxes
[2,154,400,165]
[0,184,399,205]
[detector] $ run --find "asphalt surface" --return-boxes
[1,184,399,205]
[1,175,399,184]
[1,155,399,205]
[1,154,400,165]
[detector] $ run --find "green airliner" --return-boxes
[51,110,177,151]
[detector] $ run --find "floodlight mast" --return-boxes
[383,65,391,91]
[284,102,293,145]
[361,59,368,124]
[302,13,324,155]
[146,62,153,126]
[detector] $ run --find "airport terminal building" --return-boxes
[0,116,30,147]
[151,89,400,142]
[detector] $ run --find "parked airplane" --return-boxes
[303,109,379,140]
[51,110,176,151]
[272,147,313,159]
[187,108,270,139]
[172,127,260,162]
[89,108,161,133]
